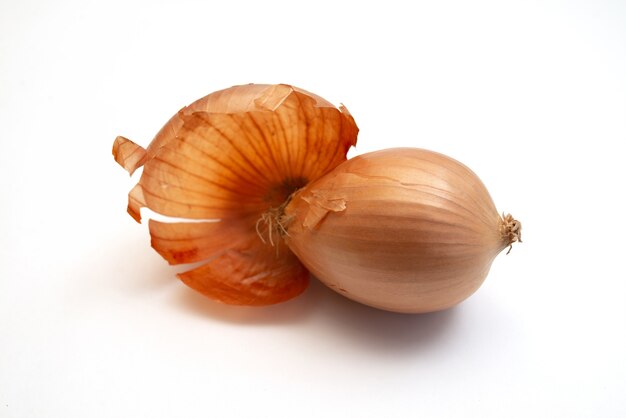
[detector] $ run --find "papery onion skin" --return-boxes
[113,84,358,306]
[283,148,520,313]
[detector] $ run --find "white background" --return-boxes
[1,0,625,417]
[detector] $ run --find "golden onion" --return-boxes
[282,148,520,313]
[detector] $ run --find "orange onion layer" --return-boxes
[283,148,521,313]
[113,84,358,305]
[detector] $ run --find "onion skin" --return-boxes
[112,84,358,306]
[283,148,520,313]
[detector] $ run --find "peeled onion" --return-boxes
[283,148,521,313]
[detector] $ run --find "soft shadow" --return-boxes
[311,279,460,355]
[172,275,460,351]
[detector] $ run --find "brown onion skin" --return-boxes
[283,148,515,313]
[113,84,359,306]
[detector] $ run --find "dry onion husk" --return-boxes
[113,84,358,305]
[282,148,521,313]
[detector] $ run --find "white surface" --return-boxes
[1,0,625,417]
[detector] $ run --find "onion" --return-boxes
[113,84,520,313]
[282,148,521,313]
[113,84,358,305]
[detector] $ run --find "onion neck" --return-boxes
[501,213,522,254]
[256,190,300,246]
[256,176,310,246]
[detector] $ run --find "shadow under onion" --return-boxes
[171,275,460,354]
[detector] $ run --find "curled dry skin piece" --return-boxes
[282,148,521,313]
[113,84,358,305]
